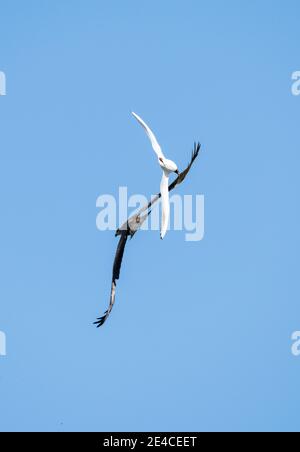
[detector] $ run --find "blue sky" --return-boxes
[0,0,300,432]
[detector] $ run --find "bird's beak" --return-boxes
[175,170,180,175]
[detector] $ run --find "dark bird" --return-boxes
[94,142,201,327]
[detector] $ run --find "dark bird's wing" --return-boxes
[95,212,150,328]
[168,142,201,192]
[94,230,129,327]
[112,230,128,283]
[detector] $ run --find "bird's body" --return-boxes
[160,170,170,240]
[132,112,179,239]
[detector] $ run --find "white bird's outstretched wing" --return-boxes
[132,112,165,160]
[160,170,170,239]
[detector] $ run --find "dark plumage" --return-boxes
[94,231,129,327]
[94,142,201,327]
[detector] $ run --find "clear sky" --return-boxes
[0,0,300,432]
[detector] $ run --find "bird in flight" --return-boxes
[94,112,201,328]
[132,112,179,239]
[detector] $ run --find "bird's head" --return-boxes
[159,157,179,175]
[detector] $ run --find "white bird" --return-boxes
[132,112,179,239]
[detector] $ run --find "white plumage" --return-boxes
[132,112,179,239]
